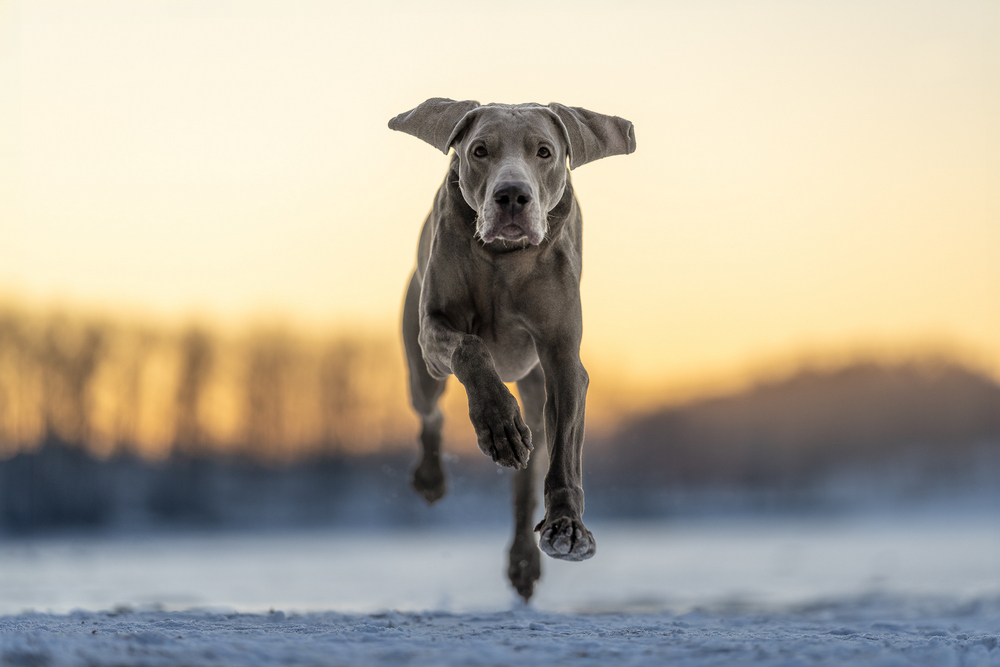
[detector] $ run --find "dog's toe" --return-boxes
[507,420,532,467]
[473,400,532,470]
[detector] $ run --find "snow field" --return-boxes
[3,600,1000,667]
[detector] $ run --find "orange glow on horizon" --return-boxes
[0,300,995,461]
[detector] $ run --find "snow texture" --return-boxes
[3,598,1000,667]
[2,517,997,665]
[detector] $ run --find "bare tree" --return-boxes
[173,327,214,456]
[0,310,25,451]
[108,328,156,453]
[318,338,361,454]
[38,316,106,445]
[243,331,294,459]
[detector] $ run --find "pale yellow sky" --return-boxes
[1,0,997,384]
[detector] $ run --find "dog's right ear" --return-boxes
[546,104,636,169]
[388,98,481,154]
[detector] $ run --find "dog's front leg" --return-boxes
[535,345,595,561]
[418,316,533,469]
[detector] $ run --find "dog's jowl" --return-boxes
[390,99,635,601]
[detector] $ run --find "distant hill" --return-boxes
[594,360,1000,487]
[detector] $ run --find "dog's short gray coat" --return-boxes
[390,98,635,600]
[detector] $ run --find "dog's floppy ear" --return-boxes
[546,104,636,170]
[388,98,481,154]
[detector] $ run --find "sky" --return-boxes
[0,0,997,388]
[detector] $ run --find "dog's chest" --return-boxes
[461,268,541,383]
[478,326,539,383]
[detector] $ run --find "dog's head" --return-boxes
[389,99,636,247]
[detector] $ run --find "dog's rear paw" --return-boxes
[468,382,532,470]
[535,515,596,561]
[508,538,542,601]
[411,458,446,504]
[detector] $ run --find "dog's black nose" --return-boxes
[493,182,532,216]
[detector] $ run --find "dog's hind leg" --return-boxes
[403,271,448,503]
[508,363,546,600]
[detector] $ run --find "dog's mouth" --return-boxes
[497,224,527,241]
[480,222,543,246]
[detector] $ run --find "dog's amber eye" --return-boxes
[537,147,551,158]
[473,146,488,158]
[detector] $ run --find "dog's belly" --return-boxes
[480,327,539,383]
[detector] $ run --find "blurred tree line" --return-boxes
[2,302,1000,530]
[2,301,999,479]
[0,303,418,461]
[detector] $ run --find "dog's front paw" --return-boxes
[535,515,596,561]
[467,381,532,469]
[411,456,446,504]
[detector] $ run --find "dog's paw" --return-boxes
[468,381,532,469]
[411,457,446,504]
[508,537,542,601]
[535,515,596,561]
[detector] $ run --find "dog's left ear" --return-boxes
[546,104,636,170]
[388,98,481,154]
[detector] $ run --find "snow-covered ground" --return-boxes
[4,600,1000,666]
[2,515,999,665]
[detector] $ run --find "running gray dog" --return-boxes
[390,98,636,600]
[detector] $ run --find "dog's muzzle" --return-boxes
[480,181,544,245]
